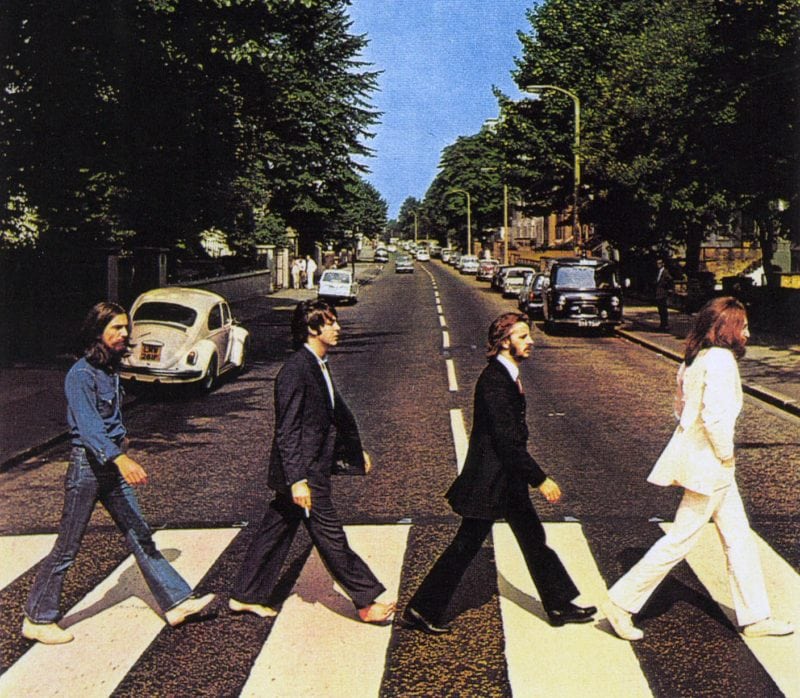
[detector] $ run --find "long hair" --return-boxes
[684,296,748,366]
[291,299,338,350]
[77,301,129,368]
[486,312,530,359]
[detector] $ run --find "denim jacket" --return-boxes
[65,357,127,464]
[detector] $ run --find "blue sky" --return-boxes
[347,0,535,219]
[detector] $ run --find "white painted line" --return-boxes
[445,358,458,392]
[241,525,409,698]
[494,523,651,698]
[662,522,800,698]
[436,304,443,314]
[449,408,468,473]
[442,331,451,349]
[0,534,57,589]
[438,314,447,328]
[0,529,238,698]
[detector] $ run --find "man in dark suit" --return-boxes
[401,312,595,634]
[230,300,395,623]
[655,258,674,330]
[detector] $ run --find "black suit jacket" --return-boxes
[267,347,364,494]
[446,359,547,520]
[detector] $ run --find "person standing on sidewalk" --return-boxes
[655,258,674,330]
[229,299,395,623]
[22,302,215,645]
[305,255,318,289]
[602,297,793,641]
[401,312,596,634]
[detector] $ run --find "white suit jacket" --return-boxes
[647,347,742,495]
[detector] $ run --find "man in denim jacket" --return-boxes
[22,302,214,644]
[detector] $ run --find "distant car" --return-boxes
[459,255,480,274]
[450,253,462,268]
[440,249,454,263]
[518,272,548,318]
[501,266,535,297]
[318,268,359,304]
[387,243,398,252]
[543,257,624,332]
[395,254,415,273]
[430,246,443,259]
[477,259,500,281]
[120,287,249,392]
[491,265,511,291]
[374,248,389,263]
[416,249,430,261]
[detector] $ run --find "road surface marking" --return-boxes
[446,359,458,391]
[662,522,800,698]
[436,304,443,314]
[442,331,451,349]
[439,314,447,328]
[449,408,468,473]
[0,534,57,589]
[0,528,237,698]
[494,523,652,698]
[240,525,409,698]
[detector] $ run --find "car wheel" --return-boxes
[200,355,218,392]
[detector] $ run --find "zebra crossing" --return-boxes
[1,521,797,697]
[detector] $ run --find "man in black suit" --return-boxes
[402,312,595,634]
[655,258,674,330]
[230,300,395,623]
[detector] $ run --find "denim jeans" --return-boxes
[25,447,192,623]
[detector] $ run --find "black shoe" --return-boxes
[400,606,452,635]
[547,603,597,627]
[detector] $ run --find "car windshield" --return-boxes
[323,272,350,283]
[554,264,617,289]
[133,302,197,327]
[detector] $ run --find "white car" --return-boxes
[416,249,430,261]
[318,268,359,304]
[459,255,480,274]
[121,287,249,391]
[501,266,536,297]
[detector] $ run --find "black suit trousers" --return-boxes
[408,498,578,624]
[232,485,385,610]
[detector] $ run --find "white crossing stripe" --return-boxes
[661,522,800,698]
[0,534,57,589]
[449,408,468,473]
[445,358,458,391]
[494,523,652,698]
[0,528,238,698]
[240,525,409,698]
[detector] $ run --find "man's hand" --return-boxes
[114,454,148,486]
[363,451,373,474]
[291,480,312,512]
[538,477,562,503]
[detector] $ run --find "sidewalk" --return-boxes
[619,303,800,416]
[0,263,383,470]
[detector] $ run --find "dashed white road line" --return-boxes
[445,359,458,392]
[449,408,468,473]
[442,331,451,349]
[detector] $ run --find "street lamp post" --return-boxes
[481,163,509,266]
[524,84,582,255]
[446,189,472,254]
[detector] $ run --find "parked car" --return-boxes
[477,259,500,281]
[374,247,389,263]
[318,268,359,304]
[395,254,415,273]
[518,272,548,318]
[459,255,480,274]
[449,252,462,268]
[491,265,511,291]
[501,266,535,297]
[542,257,624,333]
[120,287,249,392]
[416,248,430,261]
[440,248,454,263]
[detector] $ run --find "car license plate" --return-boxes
[140,344,162,361]
[578,319,600,327]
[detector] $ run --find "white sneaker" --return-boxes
[22,617,74,644]
[165,593,216,627]
[228,598,277,618]
[601,600,644,641]
[743,618,794,638]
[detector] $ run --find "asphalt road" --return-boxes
[1,259,798,697]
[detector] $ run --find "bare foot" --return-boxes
[358,601,397,623]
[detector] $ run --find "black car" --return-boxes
[518,272,548,318]
[542,258,624,333]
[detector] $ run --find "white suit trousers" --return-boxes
[608,481,770,626]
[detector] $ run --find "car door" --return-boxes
[207,302,233,367]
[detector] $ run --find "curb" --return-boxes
[616,328,800,419]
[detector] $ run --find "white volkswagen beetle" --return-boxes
[120,287,249,391]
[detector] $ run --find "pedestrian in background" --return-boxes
[305,255,318,289]
[602,296,793,641]
[291,258,303,289]
[401,312,596,634]
[229,299,395,623]
[22,302,214,645]
[655,258,674,330]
